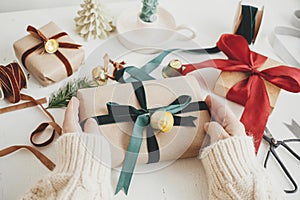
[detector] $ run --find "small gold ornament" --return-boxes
[91,54,127,86]
[92,66,108,86]
[162,59,182,78]
[44,39,59,54]
[150,111,174,133]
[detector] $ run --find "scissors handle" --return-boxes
[281,140,300,161]
[270,147,298,193]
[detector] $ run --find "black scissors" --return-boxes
[263,127,300,193]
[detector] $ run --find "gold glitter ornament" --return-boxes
[150,111,174,133]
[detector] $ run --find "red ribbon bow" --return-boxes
[182,34,300,151]
[21,25,82,77]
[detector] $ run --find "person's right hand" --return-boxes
[204,95,246,144]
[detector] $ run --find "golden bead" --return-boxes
[150,111,174,133]
[162,59,182,78]
[44,39,59,54]
[169,59,182,69]
[92,66,108,86]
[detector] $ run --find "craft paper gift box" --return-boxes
[13,22,85,86]
[77,76,210,168]
[177,33,300,154]
[214,58,281,109]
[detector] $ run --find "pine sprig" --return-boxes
[48,77,97,109]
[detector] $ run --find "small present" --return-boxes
[77,76,210,194]
[214,58,281,109]
[13,22,85,86]
[202,34,300,151]
[181,34,300,152]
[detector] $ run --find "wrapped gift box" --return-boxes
[13,22,85,86]
[214,58,282,109]
[77,76,210,168]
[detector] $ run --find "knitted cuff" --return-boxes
[199,136,260,186]
[54,133,111,181]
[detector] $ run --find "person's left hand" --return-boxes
[62,97,101,135]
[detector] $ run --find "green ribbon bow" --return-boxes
[115,81,194,194]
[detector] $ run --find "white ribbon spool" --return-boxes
[269,10,300,68]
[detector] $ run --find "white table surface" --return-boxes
[0,0,300,199]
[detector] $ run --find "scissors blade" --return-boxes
[264,127,273,138]
[284,119,300,139]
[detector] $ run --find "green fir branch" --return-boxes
[47,77,97,109]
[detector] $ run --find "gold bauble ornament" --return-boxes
[150,111,174,133]
[44,39,59,54]
[92,66,108,86]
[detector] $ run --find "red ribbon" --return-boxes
[21,25,82,77]
[182,34,300,151]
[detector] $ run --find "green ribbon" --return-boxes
[115,47,220,83]
[115,82,192,194]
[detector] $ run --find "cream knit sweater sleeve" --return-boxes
[200,136,285,200]
[21,133,113,200]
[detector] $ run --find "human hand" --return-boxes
[62,97,100,135]
[204,95,246,144]
[59,97,112,195]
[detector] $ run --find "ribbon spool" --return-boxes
[0,62,61,145]
[0,63,28,103]
[269,10,300,67]
[233,2,264,44]
[0,62,56,171]
[0,62,62,143]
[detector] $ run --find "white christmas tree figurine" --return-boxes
[74,0,114,40]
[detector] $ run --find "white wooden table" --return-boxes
[0,0,299,199]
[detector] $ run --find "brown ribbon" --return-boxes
[0,62,58,170]
[0,63,27,103]
[0,145,55,171]
[21,25,82,77]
